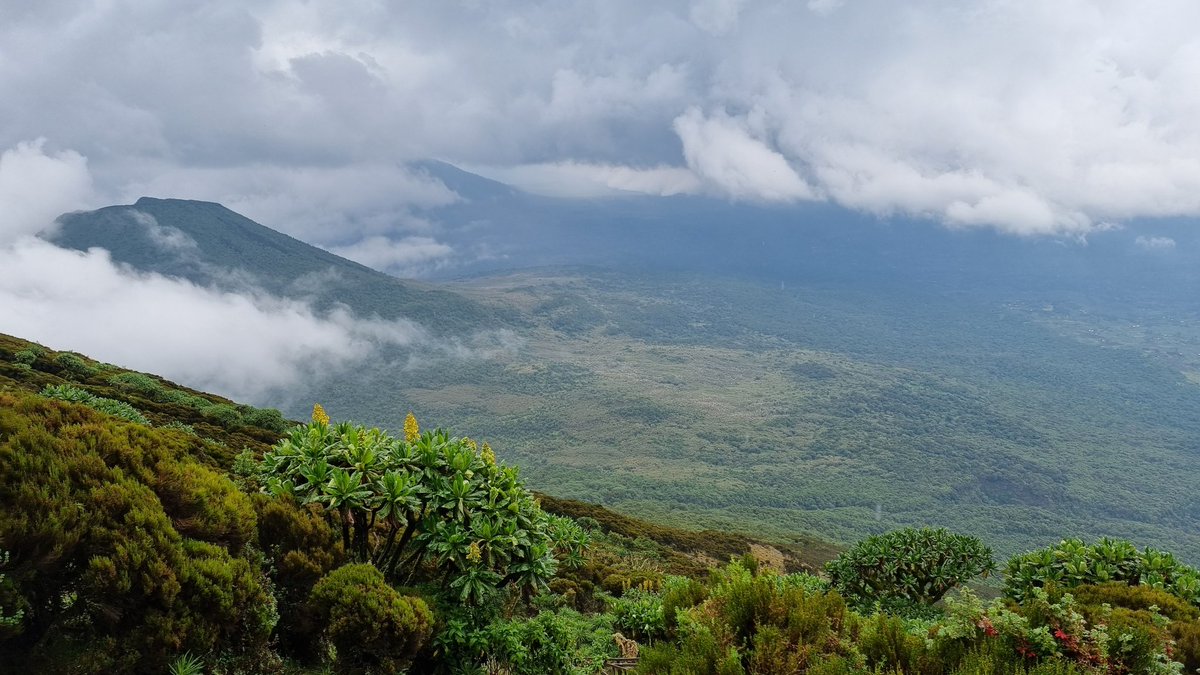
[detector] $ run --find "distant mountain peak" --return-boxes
[409,159,519,201]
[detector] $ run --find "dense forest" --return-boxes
[3,333,1200,674]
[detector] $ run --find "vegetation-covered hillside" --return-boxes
[47,198,1200,566]
[6,334,1200,674]
[327,269,1200,563]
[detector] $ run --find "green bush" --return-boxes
[252,494,343,660]
[12,349,39,367]
[258,414,587,603]
[107,371,165,397]
[639,561,858,674]
[609,587,665,643]
[826,527,995,608]
[40,384,150,425]
[1005,538,1200,608]
[661,575,708,632]
[433,606,616,675]
[858,612,939,674]
[308,564,433,674]
[0,392,274,672]
[202,403,241,428]
[53,352,97,379]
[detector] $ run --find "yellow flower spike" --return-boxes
[481,442,496,466]
[312,403,330,426]
[467,541,483,564]
[403,412,419,442]
[464,437,478,452]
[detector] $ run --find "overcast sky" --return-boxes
[4,0,1200,241]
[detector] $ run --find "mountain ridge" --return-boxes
[50,197,503,333]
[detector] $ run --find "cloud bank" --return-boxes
[4,1,1200,235]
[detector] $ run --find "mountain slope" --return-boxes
[51,197,501,332]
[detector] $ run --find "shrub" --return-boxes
[639,561,857,673]
[53,352,97,379]
[308,564,433,674]
[40,384,150,425]
[432,606,616,675]
[609,588,666,643]
[1006,538,1200,608]
[258,413,587,603]
[826,527,995,608]
[239,405,290,433]
[252,494,343,660]
[1070,582,1198,622]
[202,403,241,428]
[107,371,165,397]
[0,392,273,672]
[858,612,938,673]
[661,575,708,632]
[12,349,39,367]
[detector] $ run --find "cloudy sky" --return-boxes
[4,0,1200,241]
[2,0,1199,400]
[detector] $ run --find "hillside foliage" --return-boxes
[4,335,1200,673]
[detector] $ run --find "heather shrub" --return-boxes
[308,564,433,674]
[0,393,274,672]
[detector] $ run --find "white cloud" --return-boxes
[0,237,425,401]
[327,235,454,276]
[120,162,458,243]
[674,107,816,202]
[0,139,96,242]
[1135,235,1176,250]
[473,162,702,198]
[129,210,199,252]
[0,141,486,403]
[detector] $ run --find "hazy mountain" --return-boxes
[400,164,1199,312]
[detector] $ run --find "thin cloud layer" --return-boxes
[327,235,455,277]
[4,1,1200,235]
[0,237,427,401]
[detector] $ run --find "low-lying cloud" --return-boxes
[0,237,426,401]
[327,235,455,277]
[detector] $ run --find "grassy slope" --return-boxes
[313,268,1200,563]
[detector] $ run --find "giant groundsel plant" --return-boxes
[258,408,588,603]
